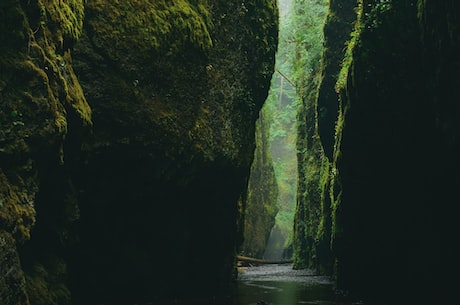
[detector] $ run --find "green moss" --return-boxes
[335,1,363,92]
[67,0,278,300]
[291,0,332,271]
[86,0,212,55]
[0,170,36,244]
[33,0,91,129]
[1,1,90,302]
[330,1,364,250]
[39,0,84,44]
[1,1,91,147]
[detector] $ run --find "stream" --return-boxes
[234,264,371,305]
[137,264,379,305]
[235,264,340,305]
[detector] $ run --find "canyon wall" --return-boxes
[332,1,459,302]
[241,110,278,258]
[295,0,460,303]
[0,1,278,304]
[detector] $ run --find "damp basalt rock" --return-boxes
[301,0,460,303]
[70,0,278,303]
[1,0,278,304]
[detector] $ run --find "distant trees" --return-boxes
[242,0,329,261]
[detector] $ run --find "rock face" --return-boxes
[0,1,278,304]
[290,0,329,272]
[241,110,278,258]
[332,1,460,302]
[316,0,356,160]
[1,1,90,304]
[295,0,460,303]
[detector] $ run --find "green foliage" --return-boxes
[256,0,329,260]
[244,0,297,258]
[262,48,297,256]
[290,0,329,88]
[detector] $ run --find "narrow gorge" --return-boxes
[1,1,459,305]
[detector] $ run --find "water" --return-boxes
[235,264,344,305]
[83,264,376,305]
[137,264,369,305]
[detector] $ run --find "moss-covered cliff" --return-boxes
[316,0,356,159]
[295,0,460,303]
[241,110,278,258]
[1,0,278,304]
[1,1,90,304]
[290,0,329,271]
[330,0,460,302]
[69,0,278,303]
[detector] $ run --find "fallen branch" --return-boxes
[274,67,296,88]
[236,255,293,265]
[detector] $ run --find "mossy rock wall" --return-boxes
[69,0,278,303]
[1,0,278,304]
[290,0,331,273]
[329,0,460,303]
[293,77,331,272]
[1,1,90,304]
[241,110,279,258]
[316,0,356,159]
[294,0,459,303]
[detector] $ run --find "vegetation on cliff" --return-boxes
[1,1,91,304]
[256,0,298,260]
[84,0,212,61]
[70,0,278,302]
[241,110,279,258]
[294,0,460,303]
[4,0,458,304]
[330,1,460,302]
[288,0,328,270]
[1,0,278,304]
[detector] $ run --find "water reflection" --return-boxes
[136,264,340,305]
[105,264,376,305]
[235,264,338,305]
